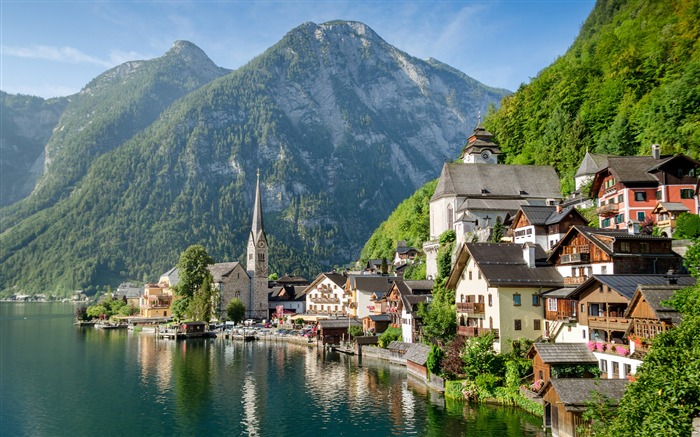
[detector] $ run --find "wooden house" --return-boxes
[386,280,433,343]
[404,343,431,380]
[362,314,391,334]
[509,205,588,251]
[317,318,362,345]
[526,343,598,387]
[540,378,628,437]
[651,202,690,237]
[547,225,682,286]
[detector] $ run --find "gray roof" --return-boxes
[403,280,435,294]
[208,262,242,282]
[575,153,609,177]
[626,285,685,325]
[529,343,597,364]
[570,274,695,300]
[431,163,562,202]
[655,202,690,213]
[387,341,412,352]
[322,272,349,288]
[461,243,564,288]
[368,314,392,322]
[318,318,362,329]
[404,343,432,366]
[545,379,629,411]
[396,246,419,255]
[350,275,396,293]
[542,287,577,299]
[516,205,583,226]
[457,198,530,213]
[605,155,666,184]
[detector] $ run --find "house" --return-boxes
[624,281,690,353]
[564,152,610,209]
[424,123,562,279]
[362,314,391,335]
[115,282,142,306]
[404,343,432,380]
[447,242,563,353]
[541,287,579,343]
[526,343,598,387]
[346,275,396,319]
[268,285,307,318]
[393,243,420,267]
[547,225,682,286]
[139,283,173,318]
[509,205,588,251]
[317,318,362,345]
[540,378,628,437]
[304,272,350,316]
[386,279,434,343]
[590,147,700,230]
[651,202,690,237]
[208,262,253,319]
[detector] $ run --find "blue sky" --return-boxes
[1,1,595,99]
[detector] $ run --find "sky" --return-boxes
[1,1,595,99]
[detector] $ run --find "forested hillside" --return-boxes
[485,0,700,194]
[0,22,507,296]
[360,0,700,261]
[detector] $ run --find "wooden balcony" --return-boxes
[560,253,590,264]
[596,203,618,217]
[310,297,340,304]
[588,316,630,332]
[457,326,499,339]
[564,275,588,285]
[456,302,485,316]
[656,219,675,229]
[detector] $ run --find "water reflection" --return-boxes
[241,371,260,436]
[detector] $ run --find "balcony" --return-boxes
[310,297,340,304]
[456,302,485,316]
[457,326,499,338]
[596,203,618,217]
[564,275,588,285]
[560,253,590,264]
[588,316,631,332]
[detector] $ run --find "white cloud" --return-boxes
[2,45,113,67]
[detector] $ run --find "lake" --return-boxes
[0,303,544,436]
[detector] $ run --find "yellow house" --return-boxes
[447,242,563,353]
[139,282,173,318]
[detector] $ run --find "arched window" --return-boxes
[447,204,454,230]
[234,291,240,299]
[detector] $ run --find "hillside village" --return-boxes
[61,122,700,436]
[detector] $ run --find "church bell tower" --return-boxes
[246,170,269,319]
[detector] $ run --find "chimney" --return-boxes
[652,144,661,159]
[523,243,536,268]
[556,204,562,214]
[665,269,678,285]
[627,220,640,235]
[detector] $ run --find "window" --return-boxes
[258,253,265,261]
[615,213,625,224]
[548,299,557,312]
[623,363,631,376]
[621,241,630,253]
[600,359,608,373]
[602,218,610,227]
[478,270,482,280]
[601,265,607,274]
[617,194,624,203]
[612,361,620,377]
[488,294,493,307]
[468,271,473,280]
[637,212,646,221]
[514,319,522,331]
[681,189,694,199]
[582,329,586,339]
[513,294,521,306]
[634,191,647,202]
[532,295,541,306]
[534,319,541,330]
[656,190,662,200]
[640,242,650,253]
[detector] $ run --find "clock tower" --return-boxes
[459,119,501,164]
[246,170,269,319]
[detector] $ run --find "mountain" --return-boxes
[484,0,700,194]
[359,0,700,263]
[0,21,509,296]
[0,92,68,206]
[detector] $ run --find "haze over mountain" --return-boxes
[0,21,509,295]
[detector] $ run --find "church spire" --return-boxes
[251,169,264,240]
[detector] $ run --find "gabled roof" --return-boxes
[652,202,690,214]
[208,262,244,282]
[387,341,411,352]
[541,379,628,412]
[404,343,431,366]
[527,343,597,364]
[403,280,435,294]
[349,275,396,293]
[431,163,562,202]
[401,294,432,316]
[575,152,609,177]
[448,243,563,289]
[645,153,700,173]
[396,246,419,255]
[624,284,687,325]
[514,205,585,227]
[368,314,392,322]
[605,155,666,184]
[568,274,695,301]
[318,318,362,329]
[302,272,348,295]
[269,285,308,301]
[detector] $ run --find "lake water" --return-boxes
[0,303,544,436]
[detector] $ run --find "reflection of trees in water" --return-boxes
[172,340,213,432]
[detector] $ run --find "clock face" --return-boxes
[481,150,491,160]
[258,241,265,248]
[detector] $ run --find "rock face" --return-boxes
[0,21,509,295]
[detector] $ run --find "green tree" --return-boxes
[171,297,190,321]
[348,325,364,339]
[490,216,504,243]
[189,275,216,321]
[226,298,246,324]
[268,273,279,281]
[674,213,700,239]
[174,245,214,298]
[378,326,402,348]
[460,332,505,380]
[417,278,456,343]
[427,344,444,375]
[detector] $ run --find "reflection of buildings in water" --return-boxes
[400,382,416,430]
[135,333,173,395]
[241,371,260,437]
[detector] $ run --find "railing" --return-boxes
[656,219,674,229]
[457,326,499,338]
[560,253,590,264]
[564,275,588,285]
[310,297,340,304]
[456,302,485,315]
[596,203,618,216]
[588,316,631,332]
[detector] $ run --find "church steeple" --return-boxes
[246,169,268,319]
[459,120,501,164]
[250,169,265,243]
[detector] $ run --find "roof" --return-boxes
[431,163,562,202]
[350,275,396,293]
[403,343,431,366]
[269,285,308,301]
[401,294,432,315]
[318,318,362,329]
[569,274,695,300]
[542,379,629,412]
[575,152,609,177]
[456,198,530,213]
[386,341,412,352]
[396,246,418,255]
[448,243,563,289]
[653,202,690,213]
[368,314,392,322]
[403,280,434,294]
[208,262,243,282]
[606,155,665,184]
[542,287,577,299]
[515,205,585,227]
[625,285,685,325]
[528,343,597,364]
[275,275,309,285]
